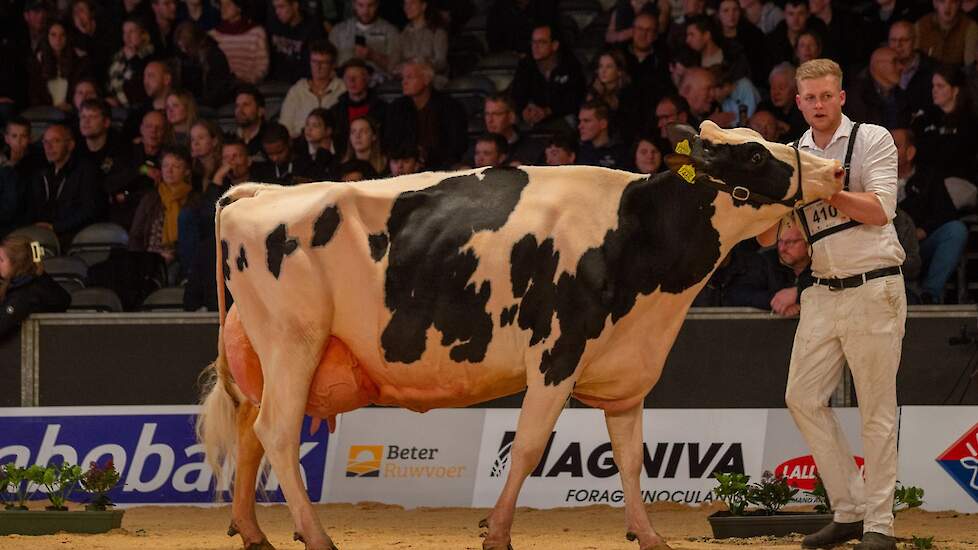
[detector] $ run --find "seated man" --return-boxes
[252,123,315,185]
[893,127,967,303]
[575,100,628,169]
[510,23,586,131]
[383,59,467,170]
[388,143,423,176]
[473,133,509,168]
[543,133,577,166]
[29,124,105,247]
[763,225,813,317]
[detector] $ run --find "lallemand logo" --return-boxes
[346,445,383,477]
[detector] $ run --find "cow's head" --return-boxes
[665,121,843,210]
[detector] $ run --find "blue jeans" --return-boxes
[919,220,969,301]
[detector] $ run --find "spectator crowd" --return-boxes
[1,0,978,318]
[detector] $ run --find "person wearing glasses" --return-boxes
[758,58,905,550]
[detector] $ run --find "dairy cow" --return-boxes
[198,122,845,550]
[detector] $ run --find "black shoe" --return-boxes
[854,532,897,550]
[801,521,864,549]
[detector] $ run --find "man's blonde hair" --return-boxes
[795,58,843,88]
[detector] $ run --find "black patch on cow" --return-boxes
[311,205,341,247]
[380,167,529,364]
[369,232,389,261]
[509,172,722,386]
[220,240,231,281]
[266,224,298,279]
[236,245,248,272]
[700,140,796,210]
[218,196,233,207]
[500,304,518,327]
[510,235,559,345]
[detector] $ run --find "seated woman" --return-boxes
[911,65,978,184]
[337,116,387,177]
[587,49,644,143]
[399,0,449,88]
[0,236,70,339]
[129,147,194,270]
[173,21,233,108]
[209,0,269,85]
[631,134,665,174]
[29,21,92,112]
[189,119,224,189]
[165,89,199,147]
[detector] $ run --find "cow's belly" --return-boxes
[225,306,527,417]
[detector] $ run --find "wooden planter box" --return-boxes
[708,511,833,538]
[0,509,124,535]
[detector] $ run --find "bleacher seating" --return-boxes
[67,223,129,267]
[11,225,60,258]
[69,287,125,313]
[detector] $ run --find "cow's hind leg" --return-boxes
[228,401,276,550]
[605,405,671,550]
[252,342,337,550]
[482,381,574,550]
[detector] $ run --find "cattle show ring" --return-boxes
[2,123,977,550]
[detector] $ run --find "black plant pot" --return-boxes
[708,510,834,538]
[0,509,124,535]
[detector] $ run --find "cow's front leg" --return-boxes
[605,405,672,550]
[253,344,337,550]
[482,380,575,550]
[228,401,276,550]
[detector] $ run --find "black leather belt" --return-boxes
[814,266,903,290]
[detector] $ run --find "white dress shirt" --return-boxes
[796,115,906,278]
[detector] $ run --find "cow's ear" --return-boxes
[666,123,698,150]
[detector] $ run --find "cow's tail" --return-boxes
[196,183,263,497]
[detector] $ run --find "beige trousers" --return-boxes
[785,275,906,536]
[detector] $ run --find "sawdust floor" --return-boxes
[1,502,975,549]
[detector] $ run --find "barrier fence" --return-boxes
[7,307,978,408]
[0,405,974,513]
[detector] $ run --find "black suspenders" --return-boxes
[792,123,862,243]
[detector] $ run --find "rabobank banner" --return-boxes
[0,406,329,504]
[472,409,767,508]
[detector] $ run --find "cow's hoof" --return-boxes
[478,517,489,529]
[293,532,304,543]
[244,539,276,550]
[228,521,239,537]
[626,532,673,550]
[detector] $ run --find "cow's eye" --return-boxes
[751,152,763,164]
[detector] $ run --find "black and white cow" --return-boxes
[198,121,844,550]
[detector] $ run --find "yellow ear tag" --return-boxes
[30,242,43,263]
[678,164,696,183]
[675,140,691,155]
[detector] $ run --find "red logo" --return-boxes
[775,455,865,491]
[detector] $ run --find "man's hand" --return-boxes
[916,227,927,241]
[212,163,232,186]
[770,286,799,316]
[781,303,801,317]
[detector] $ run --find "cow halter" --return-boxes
[673,141,804,209]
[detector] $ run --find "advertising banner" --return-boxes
[0,406,329,504]
[472,409,767,508]
[323,408,486,507]
[898,406,978,512]
[761,408,865,504]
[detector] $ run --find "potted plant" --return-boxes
[80,459,121,511]
[1,464,45,511]
[39,463,82,511]
[707,470,833,538]
[0,460,125,535]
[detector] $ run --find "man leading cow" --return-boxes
[759,58,906,550]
